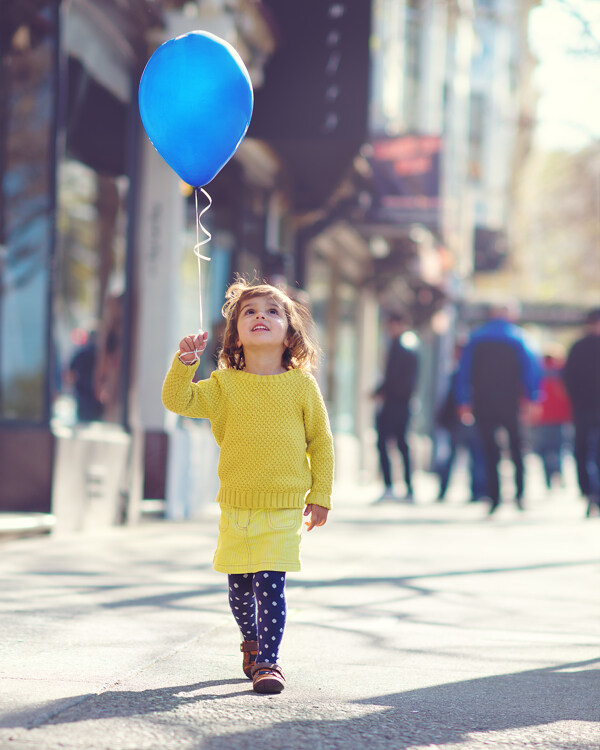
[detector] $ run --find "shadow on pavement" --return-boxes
[199,658,600,750]
[2,678,252,730]
[4,660,599,749]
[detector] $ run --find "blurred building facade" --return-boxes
[0,0,540,526]
[469,0,539,280]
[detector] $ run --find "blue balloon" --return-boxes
[139,31,254,187]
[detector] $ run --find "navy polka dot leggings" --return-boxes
[228,572,286,664]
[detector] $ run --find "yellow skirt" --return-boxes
[213,505,303,574]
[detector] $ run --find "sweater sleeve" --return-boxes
[161,353,223,421]
[303,375,335,509]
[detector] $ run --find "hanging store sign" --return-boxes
[365,135,441,228]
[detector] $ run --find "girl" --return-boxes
[162,279,334,694]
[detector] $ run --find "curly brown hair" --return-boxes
[217,278,320,372]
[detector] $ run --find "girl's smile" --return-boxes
[237,296,289,351]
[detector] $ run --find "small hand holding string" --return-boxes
[178,331,208,365]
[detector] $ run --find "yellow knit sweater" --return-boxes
[162,355,334,509]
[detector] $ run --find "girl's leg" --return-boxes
[228,574,257,641]
[252,571,286,664]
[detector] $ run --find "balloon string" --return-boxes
[194,187,212,332]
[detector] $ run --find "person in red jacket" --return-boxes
[526,350,572,490]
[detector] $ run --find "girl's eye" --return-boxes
[269,309,279,315]
[244,308,254,315]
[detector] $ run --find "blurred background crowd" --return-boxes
[0,0,598,530]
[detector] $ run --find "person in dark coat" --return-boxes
[373,312,419,502]
[68,331,103,422]
[455,304,541,514]
[563,307,600,517]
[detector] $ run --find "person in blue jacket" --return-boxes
[455,303,541,514]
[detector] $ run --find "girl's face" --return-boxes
[236,295,289,353]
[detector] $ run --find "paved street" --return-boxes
[1,458,599,750]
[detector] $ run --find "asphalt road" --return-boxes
[1,459,599,750]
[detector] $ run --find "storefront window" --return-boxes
[52,26,135,426]
[305,254,332,401]
[0,6,58,422]
[53,160,129,425]
[307,253,359,432]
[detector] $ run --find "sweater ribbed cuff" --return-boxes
[173,352,198,371]
[304,491,331,510]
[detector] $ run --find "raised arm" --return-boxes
[162,333,222,420]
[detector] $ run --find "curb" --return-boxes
[0,513,56,540]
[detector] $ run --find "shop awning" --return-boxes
[249,0,371,211]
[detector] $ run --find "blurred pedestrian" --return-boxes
[525,348,571,491]
[563,307,600,517]
[455,303,542,514]
[94,293,124,423]
[162,279,334,694]
[68,330,103,422]
[435,363,487,503]
[373,312,419,503]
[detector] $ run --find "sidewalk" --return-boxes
[1,463,599,750]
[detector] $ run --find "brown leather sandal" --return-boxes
[240,640,258,679]
[251,662,286,694]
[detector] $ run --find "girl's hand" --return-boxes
[303,504,329,531]
[178,331,208,365]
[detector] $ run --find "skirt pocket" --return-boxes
[266,508,302,531]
